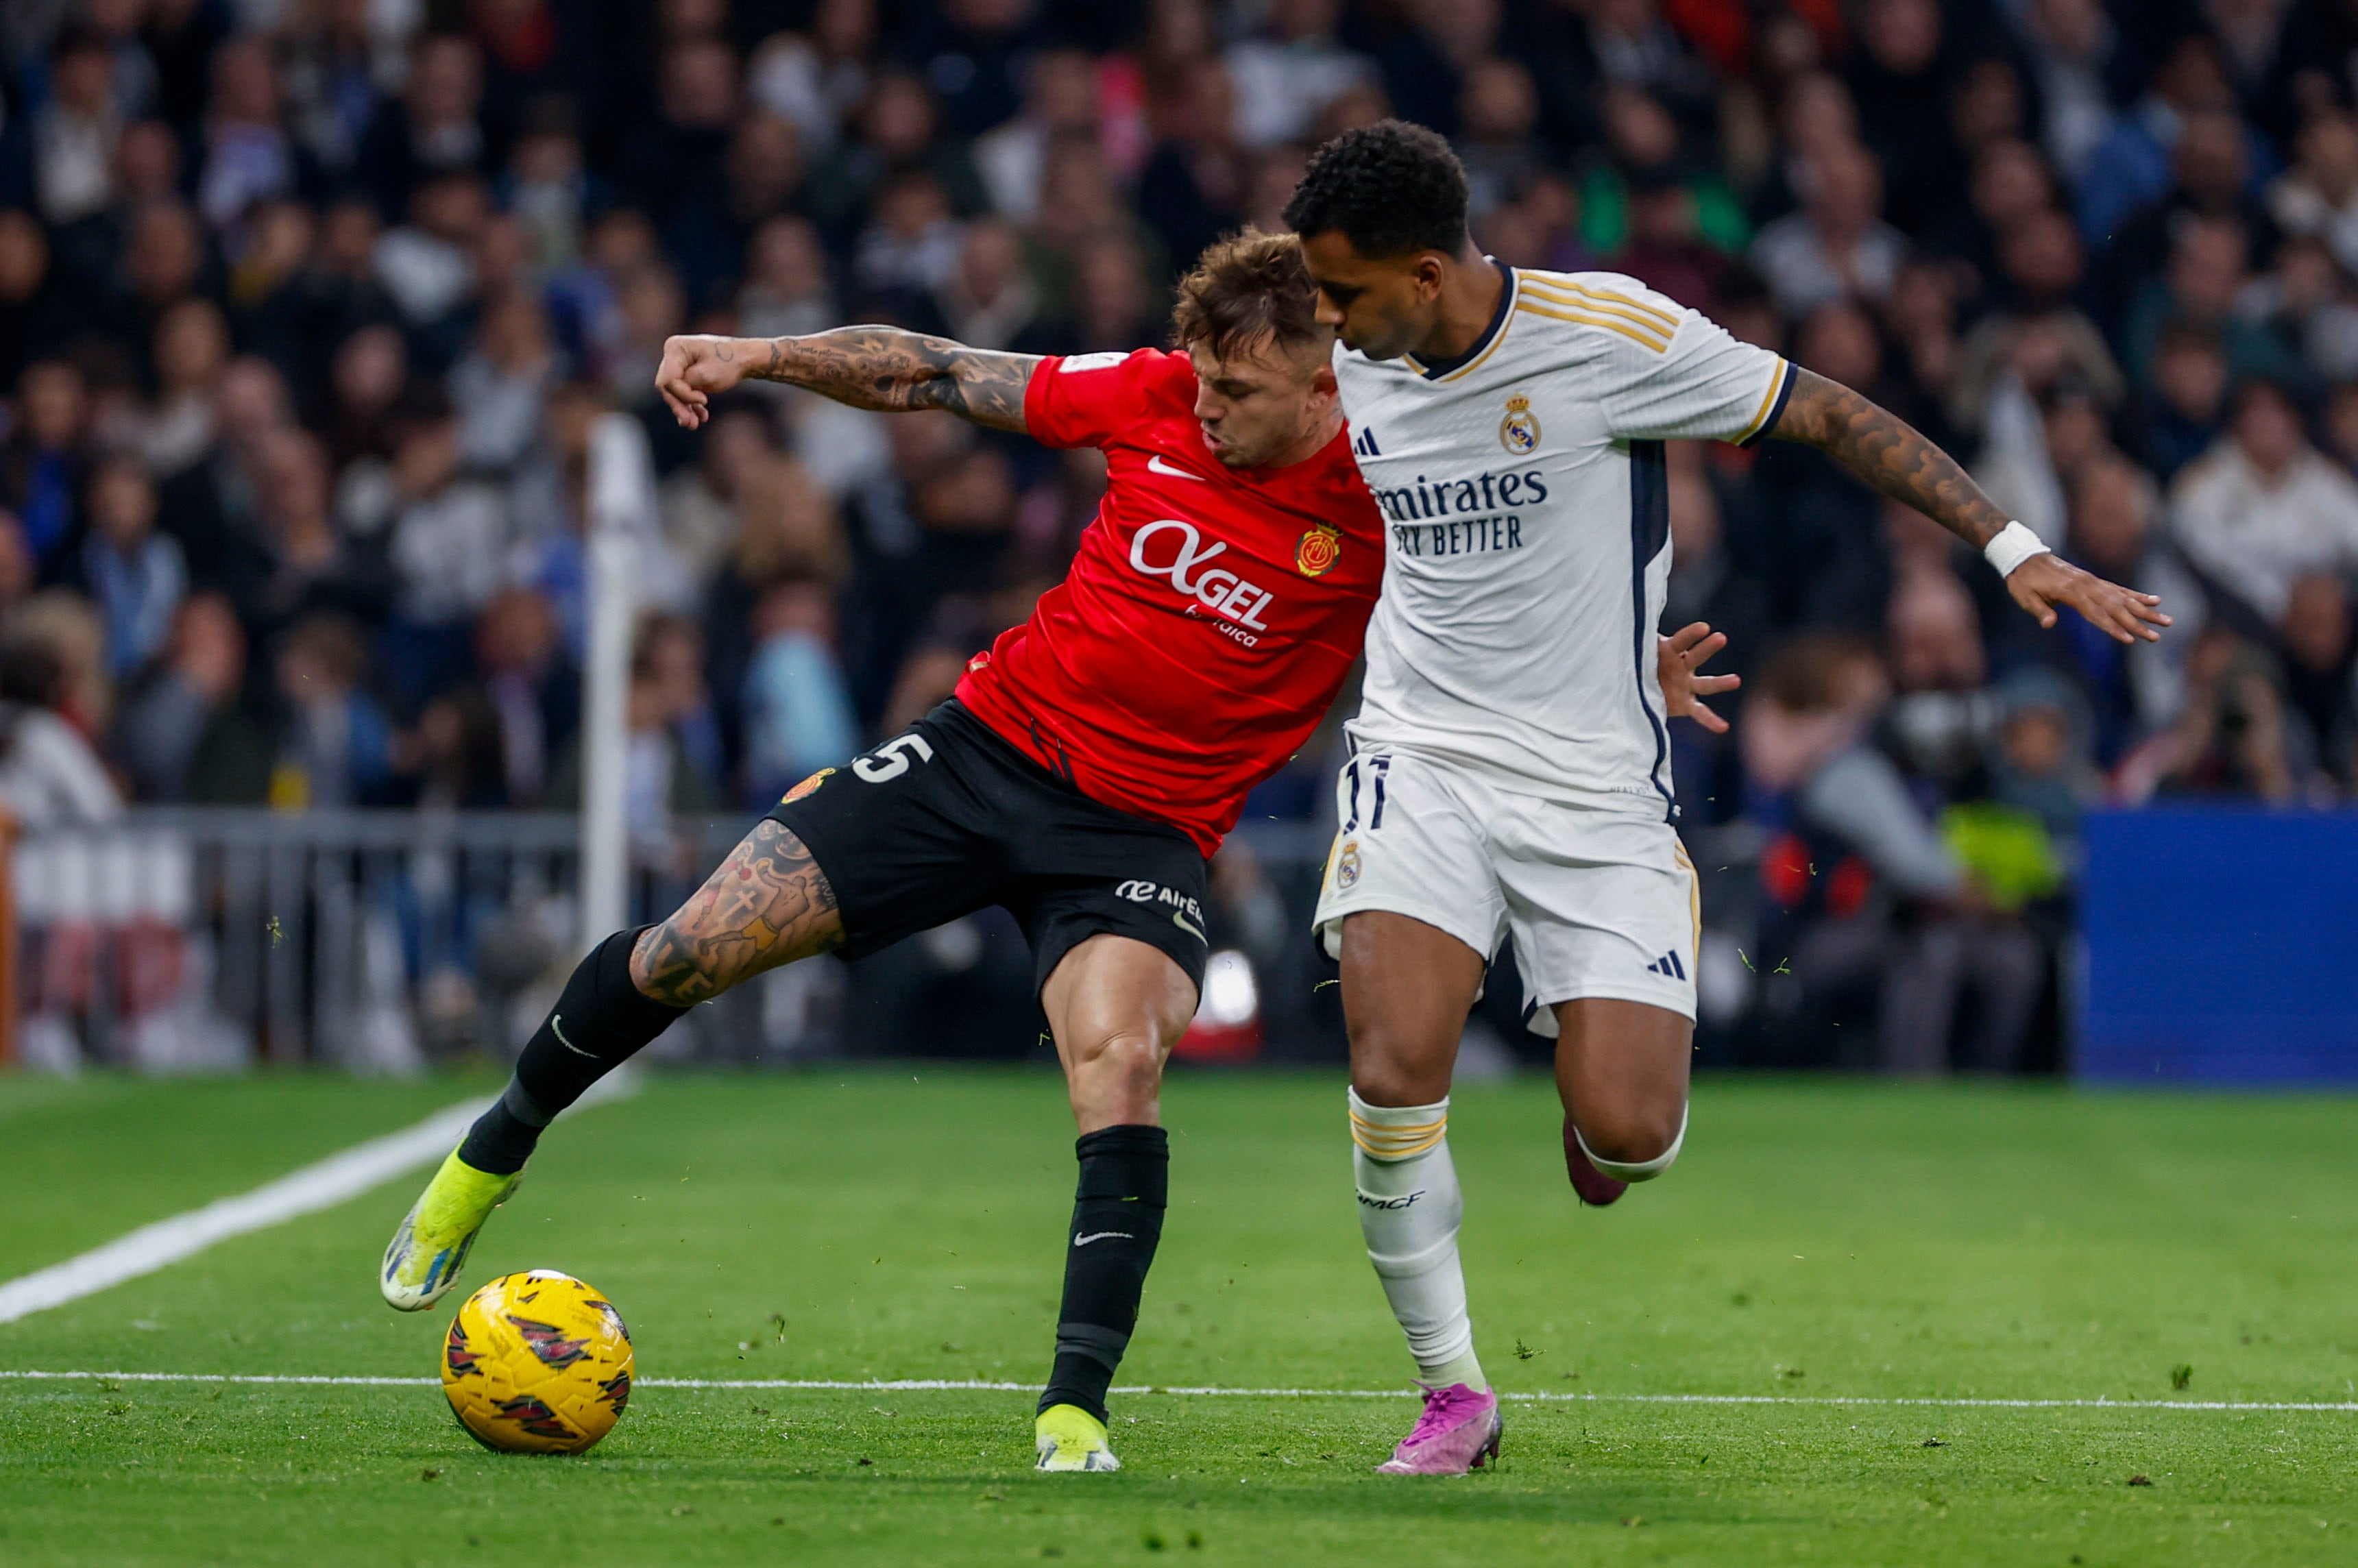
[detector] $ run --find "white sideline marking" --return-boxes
[0,1369,2350,1414]
[0,1075,635,1325]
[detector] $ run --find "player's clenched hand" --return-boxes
[1659,622,1740,735]
[2004,553,2170,644]
[655,334,757,430]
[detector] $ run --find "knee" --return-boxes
[1349,1063,1432,1112]
[1071,1027,1166,1099]
[1348,1023,1451,1109]
[1574,1100,1687,1177]
[1350,1064,1448,1111]
[642,917,699,969]
[631,917,725,998]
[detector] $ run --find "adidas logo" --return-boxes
[1352,426,1381,457]
[1644,949,1688,980]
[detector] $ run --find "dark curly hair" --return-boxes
[1283,119,1470,259]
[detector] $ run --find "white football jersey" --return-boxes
[1334,265,1792,820]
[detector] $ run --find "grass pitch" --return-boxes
[0,1068,2352,1566]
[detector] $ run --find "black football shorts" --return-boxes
[766,699,1210,999]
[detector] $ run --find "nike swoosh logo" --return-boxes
[550,1015,598,1059]
[1073,1231,1134,1247]
[1147,454,1206,481]
[1172,909,1206,942]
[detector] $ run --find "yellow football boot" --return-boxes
[1034,1403,1121,1472]
[379,1149,520,1311]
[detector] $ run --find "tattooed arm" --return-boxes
[629,819,842,1006]
[655,328,1039,434]
[1767,367,2172,644]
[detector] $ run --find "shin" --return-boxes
[1036,936,1196,1421]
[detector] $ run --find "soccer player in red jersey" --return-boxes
[378,233,1734,1471]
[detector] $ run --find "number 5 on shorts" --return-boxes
[854,733,936,783]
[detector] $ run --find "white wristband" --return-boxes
[1982,520,2051,578]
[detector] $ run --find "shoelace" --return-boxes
[1402,1384,1485,1446]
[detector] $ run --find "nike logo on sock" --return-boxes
[1147,454,1204,481]
[1072,1231,1134,1247]
[549,1015,598,1059]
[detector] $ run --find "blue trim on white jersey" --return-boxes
[1406,260,1517,380]
[1628,440,1677,823]
[1736,360,1797,449]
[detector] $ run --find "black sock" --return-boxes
[457,1080,550,1175]
[457,927,688,1175]
[1038,1125,1169,1423]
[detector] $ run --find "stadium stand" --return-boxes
[0,0,2353,1075]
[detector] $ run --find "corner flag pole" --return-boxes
[580,413,651,953]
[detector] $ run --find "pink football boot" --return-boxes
[1376,1382,1503,1475]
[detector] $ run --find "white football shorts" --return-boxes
[1312,749,1700,1033]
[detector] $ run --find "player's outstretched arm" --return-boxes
[1766,368,2171,644]
[655,329,1040,434]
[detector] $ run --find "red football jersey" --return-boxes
[954,347,1383,855]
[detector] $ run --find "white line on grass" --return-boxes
[1,1369,2350,1414]
[0,1075,635,1326]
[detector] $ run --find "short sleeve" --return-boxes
[1023,347,1171,450]
[1527,275,1792,445]
[1605,309,1793,445]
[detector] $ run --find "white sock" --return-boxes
[1350,1088,1485,1391]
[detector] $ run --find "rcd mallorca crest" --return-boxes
[1296,521,1342,577]
[781,766,834,803]
[1499,393,1540,454]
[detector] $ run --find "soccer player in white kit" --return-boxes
[1281,122,2173,1474]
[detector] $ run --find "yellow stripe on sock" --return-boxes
[1354,1129,1448,1159]
[1350,1112,1450,1160]
[1350,1113,1446,1137]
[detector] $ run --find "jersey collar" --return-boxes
[1401,259,1516,381]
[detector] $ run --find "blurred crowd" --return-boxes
[1,0,2357,1071]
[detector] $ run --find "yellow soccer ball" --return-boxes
[441,1270,634,1454]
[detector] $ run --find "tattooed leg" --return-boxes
[629,818,844,1006]
[451,822,846,1176]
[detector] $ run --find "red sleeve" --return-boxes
[1023,347,1182,450]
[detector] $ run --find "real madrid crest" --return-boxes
[1336,840,1361,889]
[1499,393,1540,455]
[1296,521,1342,577]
